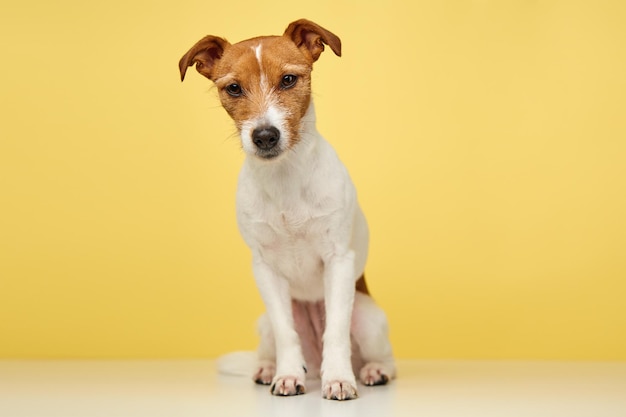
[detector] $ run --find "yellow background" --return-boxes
[1,0,625,360]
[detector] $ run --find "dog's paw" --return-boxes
[322,379,358,400]
[359,362,391,386]
[253,361,276,385]
[270,375,306,396]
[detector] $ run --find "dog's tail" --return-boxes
[216,351,257,377]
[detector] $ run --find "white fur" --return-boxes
[235,101,394,399]
[216,351,257,376]
[253,44,270,95]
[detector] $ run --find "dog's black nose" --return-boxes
[252,126,280,150]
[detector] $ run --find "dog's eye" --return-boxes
[280,74,298,89]
[225,83,243,97]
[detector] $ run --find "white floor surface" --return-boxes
[1,359,625,417]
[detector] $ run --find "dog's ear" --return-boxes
[283,19,341,62]
[179,36,230,81]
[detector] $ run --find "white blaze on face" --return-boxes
[255,45,269,95]
[238,43,290,158]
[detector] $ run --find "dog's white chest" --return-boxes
[235,127,366,301]
[278,209,308,234]
[239,192,330,299]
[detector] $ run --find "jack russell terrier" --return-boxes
[179,19,395,400]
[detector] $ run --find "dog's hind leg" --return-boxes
[253,313,276,385]
[351,292,396,386]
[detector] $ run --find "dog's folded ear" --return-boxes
[284,19,341,62]
[179,36,231,81]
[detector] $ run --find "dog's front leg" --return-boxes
[252,255,306,396]
[321,250,358,400]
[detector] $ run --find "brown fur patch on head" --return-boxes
[179,20,342,158]
[212,36,313,150]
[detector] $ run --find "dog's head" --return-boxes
[179,19,341,161]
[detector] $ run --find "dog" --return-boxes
[179,19,395,401]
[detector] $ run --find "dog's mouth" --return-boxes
[255,148,283,160]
